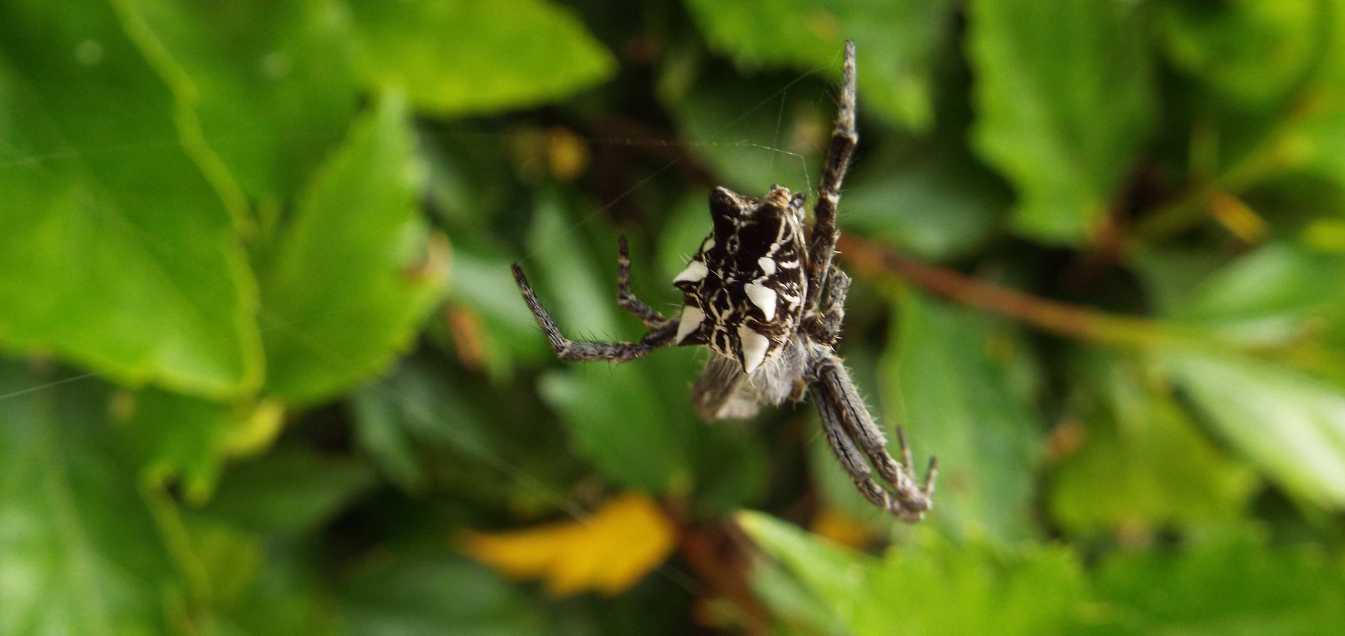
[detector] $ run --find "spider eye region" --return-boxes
[673,185,810,374]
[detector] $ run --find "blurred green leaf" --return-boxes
[353,359,495,492]
[1159,0,1324,109]
[524,197,624,339]
[198,541,340,636]
[844,147,1006,261]
[967,0,1155,242]
[1049,354,1257,535]
[522,195,690,492]
[352,358,581,513]
[749,555,848,636]
[1278,1,1345,188]
[539,361,694,494]
[689,424,768,517]
[684,0,952,131]
[348,0,614,117]
[1141,243,1345,507]
[1164,352,1345,507]
[1168,243,1345,351]
[657,195,714,282]
[740,512,1086,636]
[202,447,376,536]
[442,244,552,380]
[260,94,443,404]
[0,364,177,635]
[1080,532,1345,635]
[340,551,549,636]
[663,70,828,193]
[118,0,360,203]
[882,292,1043,544]
[125,388,244,503]
[0,2,262,398]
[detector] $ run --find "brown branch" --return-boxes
[838,235,1174,349]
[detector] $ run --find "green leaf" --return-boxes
[0,2,262,398]
[1169,243,1345,350]
[348,0,615,117]
[1144,243,1345,507]
[683,0,952,131]
[1262,1,1345,188]
[1164,352,1345,507]
[352,358,581,512]
[440,244,552,381]
[202,447,376,536]
[1081,531,1345,635]
[1049,354,1257,535]
[340,551,549,636]
[882,292,1043,544]
[0,363,178,635]
[124,388,245,503]
[260,94,443,404]
[662,70,828,193]
[689,424,768,517]
[523,196,624,339]
[539,360,694,494]
[525,196,700,494]
[843,147,1006,261]
[198,541,341,636]
[738,511,870,613]
[740,512,1086,636]
[1158,0,1324,109]
[967,0,1156,242]
[116,0,360,203]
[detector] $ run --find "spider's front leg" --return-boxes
[616,235,671,329]
[805,40,858,312]
[511,263,677,362]
[803,266,850,346]
[809,351,937,520]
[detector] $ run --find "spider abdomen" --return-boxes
[672,185,808,374]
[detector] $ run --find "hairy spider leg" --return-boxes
[804,40,858,313]
[616,235,671,329]
[810,352,937,519]
[511,263,679,362]
[803,266,850,345]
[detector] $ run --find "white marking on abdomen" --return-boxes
[737,324,770,374]
[673,260,708,284]
[676,305,705,343]
[744,283,777,321]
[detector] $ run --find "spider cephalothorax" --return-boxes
[673,185,808,374]
[511,41,937,521]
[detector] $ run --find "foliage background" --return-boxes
[4,0,1345,634]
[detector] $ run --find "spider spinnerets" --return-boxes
[510,40,938,521]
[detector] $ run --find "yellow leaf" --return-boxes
[463,493,676,596]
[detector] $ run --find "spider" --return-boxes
[511,41,937,521]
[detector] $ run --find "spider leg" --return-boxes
[897,427,940,503]
[805,40,858,312]
[810,351,935,519]
[803,266,850,345]
[616,235,671,328]
[512,263,677,362]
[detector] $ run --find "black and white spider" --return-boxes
[511,41,937,521]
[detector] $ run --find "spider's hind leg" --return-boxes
[511,263,676,362]
[809,351,936,520]
[616,235,671,328]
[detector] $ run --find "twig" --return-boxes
[838,235,1177,349]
